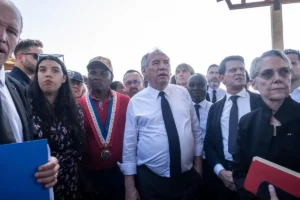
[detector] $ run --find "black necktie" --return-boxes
[228,95,239,155]
[159,91,182,177]
[194,104,200,121]
[212,90,217,103]
[0,96,15,143]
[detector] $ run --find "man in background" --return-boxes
[8,39,43,86]
[206,64,226,103]
[123,69,144,98]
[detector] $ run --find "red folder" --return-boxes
[244,157,300,198]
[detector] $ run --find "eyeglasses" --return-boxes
[21,53,64,62]
[258,67,291,80]
[125,80,142,86]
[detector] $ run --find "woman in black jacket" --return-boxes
[233,50,300,200]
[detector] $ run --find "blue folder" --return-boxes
[0,139,50,200]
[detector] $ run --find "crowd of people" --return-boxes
[0,0,299,200]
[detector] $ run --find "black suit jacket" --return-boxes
[0,75,34,144]
[233,96,300,200]
[204,91,262,171]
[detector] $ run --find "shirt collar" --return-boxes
[147,83,171,99]
[0,65,5,86]
[193,99,209,109]
[226,88,247,101]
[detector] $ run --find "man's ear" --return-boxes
[219,75,225,84]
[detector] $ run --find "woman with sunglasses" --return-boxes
[233,50,300,200]
[29,55,85,199]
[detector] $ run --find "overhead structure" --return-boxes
[217,0,300,50]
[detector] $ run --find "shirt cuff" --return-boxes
[214,164,224,176]
[194,143,203,157]
[117,162,137,175]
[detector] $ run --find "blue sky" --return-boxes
[11,0,300,81]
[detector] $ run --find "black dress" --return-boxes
[32,104,85,200]
[233,96,300,200]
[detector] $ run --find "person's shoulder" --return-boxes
[116,91,130,104]
[239,108,261,128]
[6,75,26,92]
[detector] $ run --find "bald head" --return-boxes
[0,0,22,66]
[187,73,208,103]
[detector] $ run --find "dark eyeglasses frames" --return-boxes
[258,67,291,80]
[21,53,64,63]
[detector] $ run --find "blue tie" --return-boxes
[159,91,182,177]
[228,95,239,155]
[194,104,200,121]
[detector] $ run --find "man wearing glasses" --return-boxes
[8,39,43,86]
[78,56,130,199]
[123,69,144,98]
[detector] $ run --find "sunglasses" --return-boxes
[22,53,64,62]
[258,67,291,80]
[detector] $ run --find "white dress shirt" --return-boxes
[119,84,203,177]
[194,100,212,159]
[0,66,23,142]
[291,87,300,103]
[214,88,251,175]
[208,87,226,102]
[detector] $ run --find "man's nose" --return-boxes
[0,26,7,43]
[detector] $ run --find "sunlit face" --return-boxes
[220,60,246,91]
[70,79,84,98]
[123,72,144,97]
[206,66,220,88]
[88,65,113,93]
[286,54,300,82]
[0,2,21,66]
[253,56,291,101]
[188,75,207,103]
[143,53,171,90]
[20,46,43,74]
[37,60,66,95]
[176,68,192,87]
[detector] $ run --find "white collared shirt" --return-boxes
[214,88,251,175]
[291,87,300,103]
[0,66,23,142]
[119,84,203,177]
[194,100,212,159]
[207,87,226,103]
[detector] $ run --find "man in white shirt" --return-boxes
[206,64,226,103]
[187,73,215,198]
[0,0,59,190]
[284,49,300,102]
[120,49,203,200]
[204,56,261,200]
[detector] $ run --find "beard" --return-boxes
[24,60,36,75]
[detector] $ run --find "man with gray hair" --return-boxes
[120,49,203,200]
[284,49,300,102]
[0,0,59,195]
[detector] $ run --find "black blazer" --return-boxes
[0,75,34,144]
[204,91,262,171]
[233,96,300,200]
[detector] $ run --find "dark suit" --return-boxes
[204,91,262,200]
[233,96,300,200]
[7,67,31,87]
[0,75,34,144]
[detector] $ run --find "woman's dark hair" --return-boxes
[29,56,84,152]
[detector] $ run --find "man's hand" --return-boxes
[218,169,236,191]
[269,185,279,200]
[34,156,60,188]
[125,175,140,200]
[125,187,140,200]
[193,156,203,176]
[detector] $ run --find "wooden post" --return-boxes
[270,4,284,50]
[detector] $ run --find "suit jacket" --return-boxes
[204,91,262,171]
[233,96,300,200]
[0,75,34,144]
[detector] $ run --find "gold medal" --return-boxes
[101,148,111,160]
